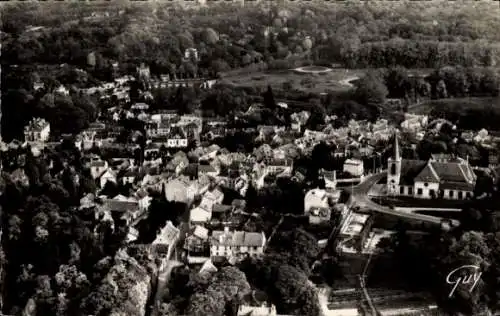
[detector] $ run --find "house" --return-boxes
[343,159,364,177]
[184,47,199,62]
[387,135,476,200]
[90,160,108,179]
[198,164,219,178]
[210,227,266,260]
[103,197,142,225]
[265,158,293,176]
[165,151,189,176]
[190,205,212,224]
[164,175,210,203]
[100,168,117,188]
[131,102,149,111]
[120,170,137,185]
[167,126,188,148]
[200,188,224,211]
[134,189,152,211]
[309,207,331,225]
[237,303,277,316]
[304,189,331,214]
[24,118,50,142]
[152,221,180,260]
[185,225,209,253]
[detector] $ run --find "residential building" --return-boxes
[90,160,108,179]
[343,159,364,177]
[184,47,199,62]
[210,227,266,260]
[237,303,277,316]
[103,197,142,225]
[100,168,117,188]
[304,188,331,214]
[309,207,331,225]
[167,126,188,148]
[387,135,476,199]
[24,118,50,142]
[189,205,212,224]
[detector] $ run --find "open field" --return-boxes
[220,67,435,94]
[219,68,366,93]
[408,97,500,115]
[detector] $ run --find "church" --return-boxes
[387,136,476,200]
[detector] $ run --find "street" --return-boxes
[349,172,457,226]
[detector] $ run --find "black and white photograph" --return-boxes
[1,0,500,315]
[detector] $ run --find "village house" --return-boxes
[166,126,188,148]
[309,207,331,225]
[265,158,293,176]
[237,303,277,316]
[198,164,219,178]
[304,188,332,215]
[189,205,212,224]
[164,175,211,203]
[184,47,199,62]
[100,168,117,189]
[24,118,50,142]
[210,227,266,260]
[103,196,142,226]
[152,221,180,266]
[165,151,189,176]
[387,135,476,200]
[343,158,364,177]
[90,159,108,179]
[120,170,137,185]
[200,188,225,211]
[185,225,210,253]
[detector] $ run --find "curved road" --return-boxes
[349,172,459,226]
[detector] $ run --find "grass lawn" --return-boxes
[409,97,500,115]
[220,68,366,93]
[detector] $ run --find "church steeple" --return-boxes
[393,132,401,161]
[387,132,402,195]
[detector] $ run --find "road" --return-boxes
[150,259,183,316]
[349,172,458,226]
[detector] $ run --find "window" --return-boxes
[449,190,454,198]
[400,186,404,194]
[424,183,428,187]
[390,164,396,175]
[417,188,423,195]
[466,192,472,199]
[458,191,463,199]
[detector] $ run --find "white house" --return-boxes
[237,303,277,316]
[304,188,330,214]
[343,158,364,177]
[90,160,108,179]
[100,168,117,188]
[210,227,266,260]
[189,206,212,224]
[24,118,50,142]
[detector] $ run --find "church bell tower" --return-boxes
[387,133,402,195]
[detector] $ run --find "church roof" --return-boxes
[399,160,427,185]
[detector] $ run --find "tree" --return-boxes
[354,72,388,106]
[263,85,276,110]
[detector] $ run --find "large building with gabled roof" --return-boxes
[387,134,476,200]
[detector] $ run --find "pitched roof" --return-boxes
[414,163,440,183]
[431,161,473,183]
[399,160,427,185]
[104,199,139,212]
[211,230,265,247]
